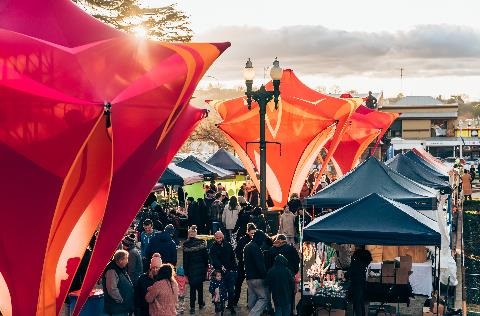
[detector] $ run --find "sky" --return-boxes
[147,0,480,100]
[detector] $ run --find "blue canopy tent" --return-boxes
[207,148,246,173]
[158,163,204,186]
[404,151,449,181]
[386,154,451,194]
[305,157,438,210]
[303,193,441,245]
[176,155,234,180]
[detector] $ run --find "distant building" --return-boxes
[379,96,459,158]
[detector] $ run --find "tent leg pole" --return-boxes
[438,246,442,315]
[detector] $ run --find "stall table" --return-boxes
[368,261,432,296]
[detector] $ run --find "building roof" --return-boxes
[330,92,382,99]
[392,96,446,106]
[399,112,458,119]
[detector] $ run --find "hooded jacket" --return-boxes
[243,232,267,280]
[265,254,295,307]
[267,239,300,274]
[145,231,177,266]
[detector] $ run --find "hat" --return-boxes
[121,234,135,248]
[164,224,175,236]
[176,266,185,276]
[214,230,224,239]
[150,253,162,268]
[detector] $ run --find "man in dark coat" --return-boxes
[244,231,268,315]
[209,230,238,314]
[265,254,295,316]
[102,250,134,315]
[183,225,208,314]
[145,225,177,266]
[233,222,256,306]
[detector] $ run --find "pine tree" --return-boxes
[73,0,193,42]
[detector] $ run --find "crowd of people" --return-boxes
[98,175,346,316]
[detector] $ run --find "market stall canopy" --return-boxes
[386,154,451,194]
[207,148,246,173]
[303,193,441,246]
[404,151,450,181]
[328,105,399,175]
[412,147,452,174]
[176,155,234,179]
[305,157,438,210]
[159,163,204,186]
[0,0,229,314]
[210,69,357,207]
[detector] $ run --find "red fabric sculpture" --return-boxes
[0,1,229,315]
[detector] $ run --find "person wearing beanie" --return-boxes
[209,229,237,314]
[175,266,187,313]
[122,233,143,285]
[183,225,208,314]
[145,226,177,266]
[134,253,162,316]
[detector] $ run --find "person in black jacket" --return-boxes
[349,245,373,316]
[134,253,162,316]
[267,234,300,275]
[183,225,209,314]
[244,231,268,315]
[209,230,238,314]
[265,254,295,316]
[233,223,256,306]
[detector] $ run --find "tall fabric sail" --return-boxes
[210,69,356,207]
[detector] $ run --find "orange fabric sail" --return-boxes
[328,106,399,175]
[210,69,356,207]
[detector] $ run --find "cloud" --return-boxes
[195,24,480,79]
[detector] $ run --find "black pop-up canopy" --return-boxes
[158,164,204,186]
[305,157,438,210]
[303,193,441,246]
[386,154,451,194]
[207,148,246,173]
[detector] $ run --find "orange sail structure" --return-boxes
[328,106,399,175]
[0,1,229,315]
[210,69,356,207]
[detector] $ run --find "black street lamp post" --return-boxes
[243,58,282,211]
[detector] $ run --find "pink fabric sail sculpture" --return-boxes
[327,105,399,175]
[0,1,229,315]
[210,69,356,207]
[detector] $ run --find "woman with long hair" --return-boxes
[145,263,179,315]
[222,196,240,242]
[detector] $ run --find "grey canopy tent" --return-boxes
[305,157,438,210]
[404,151,449,181]
[207,148,246,173]
[303,193,441,245]
[386,154,451,194]
[176,155,234,180]
[158,163,204,186]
